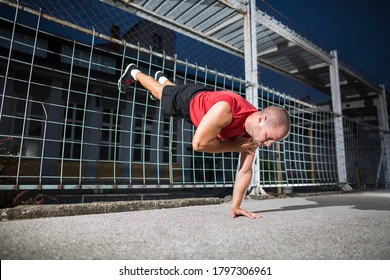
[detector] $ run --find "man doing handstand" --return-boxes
[118,64,291,219]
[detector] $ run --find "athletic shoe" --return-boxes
[154,71,166,84]
[148,71,166,101]
[118,63,137,93]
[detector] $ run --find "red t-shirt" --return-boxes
[189,90,258,141]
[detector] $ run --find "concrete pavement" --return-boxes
[0,190,389,259]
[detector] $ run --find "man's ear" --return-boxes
[259,115,267,123]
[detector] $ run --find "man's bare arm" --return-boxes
[191,101,234,153]
[192,101,256,153]
[231,149,262,219]
[191,101,261,218]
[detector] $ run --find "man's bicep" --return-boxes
[193,102,232,143]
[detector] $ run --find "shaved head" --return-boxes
[262,106,291,137]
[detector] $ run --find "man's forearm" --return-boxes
[231,168,253,209]
[230,151,261,218]
[192,137,239,153]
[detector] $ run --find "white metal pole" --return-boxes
[378,84,390,187]
[329,50,353,191]
[244,0,265,195]
[244,0,258,106]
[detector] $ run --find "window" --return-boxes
[163,118,177,163]
[61,45,116,74]
[153,34,163,52]
[0,28,48,57]
[133,113,152,162]
[152,33,163,64]
[13,99,46,157]
[100,108,120,160]
[63,104,84,159]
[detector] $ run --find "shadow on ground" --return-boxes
[255,193,390,214]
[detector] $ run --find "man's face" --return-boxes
[251,124,287,148]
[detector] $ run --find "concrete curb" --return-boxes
[0,190,363,221]
[0,197,223,221]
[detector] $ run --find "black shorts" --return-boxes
[161,84,211,124]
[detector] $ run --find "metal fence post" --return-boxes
[378,85,390,187]
[0,0,19,123]
[15,8,42,189]
[244,0,264,195]
[329,50,353,191]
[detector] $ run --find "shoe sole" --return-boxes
[118,63,136,93]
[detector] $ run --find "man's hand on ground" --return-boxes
[231,207,262,219]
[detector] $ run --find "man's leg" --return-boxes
[118,63,174,101]
[148,71,175,101]
[133,71,165,100]
[155,71,175,86]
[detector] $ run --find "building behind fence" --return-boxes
[0,0,389,193]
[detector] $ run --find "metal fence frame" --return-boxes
[0,1,388,191]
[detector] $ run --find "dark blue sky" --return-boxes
[258,0,390,89]
[1,0,388,98]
